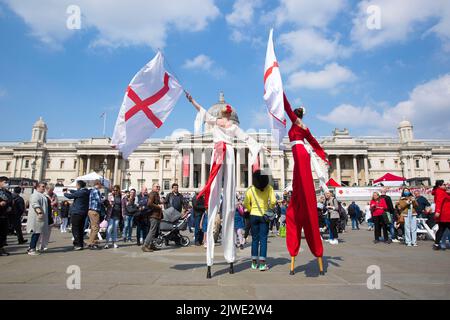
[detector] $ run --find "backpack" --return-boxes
[337,201,347,220]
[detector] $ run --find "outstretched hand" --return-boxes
[185,91,193,103]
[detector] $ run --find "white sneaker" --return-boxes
[28,250,40,256]
[331,239,339,245]
[392,239,400,243]
[113,243,119,249]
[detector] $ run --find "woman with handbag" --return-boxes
[243,170,276,271]
[396,188,419,247]
[370,192,391,244]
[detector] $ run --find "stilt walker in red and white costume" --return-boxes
[283,93,330,276]
[185,92,263,279]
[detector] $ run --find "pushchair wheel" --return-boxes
[180,236,190,247]
[154,238,164,249]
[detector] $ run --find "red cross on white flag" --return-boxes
[264,29,286,147]
[112,51,183,159]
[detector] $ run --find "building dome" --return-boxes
[206,92,240,125]
[398,120,412,128]
[33,117,47,129]
[31,117,47,143]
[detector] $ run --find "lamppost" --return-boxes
[400,160,406,186]
[126,172,131,190]
[101,158,108,188]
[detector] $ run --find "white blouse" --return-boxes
[195,107,262,166]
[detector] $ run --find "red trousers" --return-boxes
[286,144,323,258]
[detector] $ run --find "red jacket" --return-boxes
[370,198,387,217]
[433,188,450,223]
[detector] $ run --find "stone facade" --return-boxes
[1,98,450,192]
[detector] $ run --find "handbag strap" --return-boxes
[250,187,263,215]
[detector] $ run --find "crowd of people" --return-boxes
[0,175,449,260]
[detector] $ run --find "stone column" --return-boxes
[18,156,23,177]
[280,154,285,191]
[236,148,241,189]
[353,155,358,186]
[364,156,369,185]
[247,149,252,187]
[336,155,341,183]
[159,154,164,188]
[409,156,415,178]
[189,149,194,189]
[427,156,435,185]
[423,156,429,180]
[86,155,91,173]
[114,155,119,186]
[11,156,17,178]
[75,156,80,177]
[201,149,206,187]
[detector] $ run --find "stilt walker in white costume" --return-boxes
[185,92,264,278]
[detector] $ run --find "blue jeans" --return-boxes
[351,217,359,229]
[325,217,333,240]
[84,215,90,231]
[106,218,120,244]
[29,233,41,250]
[250,215,269,261]
[367,218,374,228]
[404,214,417,245]
[136,223,148,243]
[123,216,134,240]
[194,214,204,244]
[441,228,450,248]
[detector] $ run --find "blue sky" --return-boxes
[0,0,450,142]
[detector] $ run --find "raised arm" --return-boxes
[283,92,297,124]
[305,129,330,165]
[186,92,217,125]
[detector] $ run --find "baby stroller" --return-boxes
[153,207,191,249]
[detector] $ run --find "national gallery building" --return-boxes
[1,94,450,192]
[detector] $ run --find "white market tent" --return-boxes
[71,172,111,188]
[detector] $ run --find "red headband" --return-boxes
[224,105,233,114]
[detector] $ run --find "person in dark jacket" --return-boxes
[165,183,184,212]
[12,186,27,244]
[142,183,163,252]
[380,189,397,241]
[135,187,150,246]
[59,200,70,233]
[413,190,431,218]
[64,180,90,250]
[348,201,361,230]
[192,190,206,246]
[0,177,13,256]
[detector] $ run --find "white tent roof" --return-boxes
[73,172,111,188]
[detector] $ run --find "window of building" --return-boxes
[163,179,170,190]
[435,162,440,170]
[56,179,65,186]
[73,160,77,170]
[154,160,159,170]
[415,159,420,168]
[394,160,399,168]
[273,179,280,190]
[5,162,10,171]
[46,160,51,169]
[140,160,145,170]
[165,159,170,169]
[380,160,385,168]
[60,160,65,169]
[24,160,29,169]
